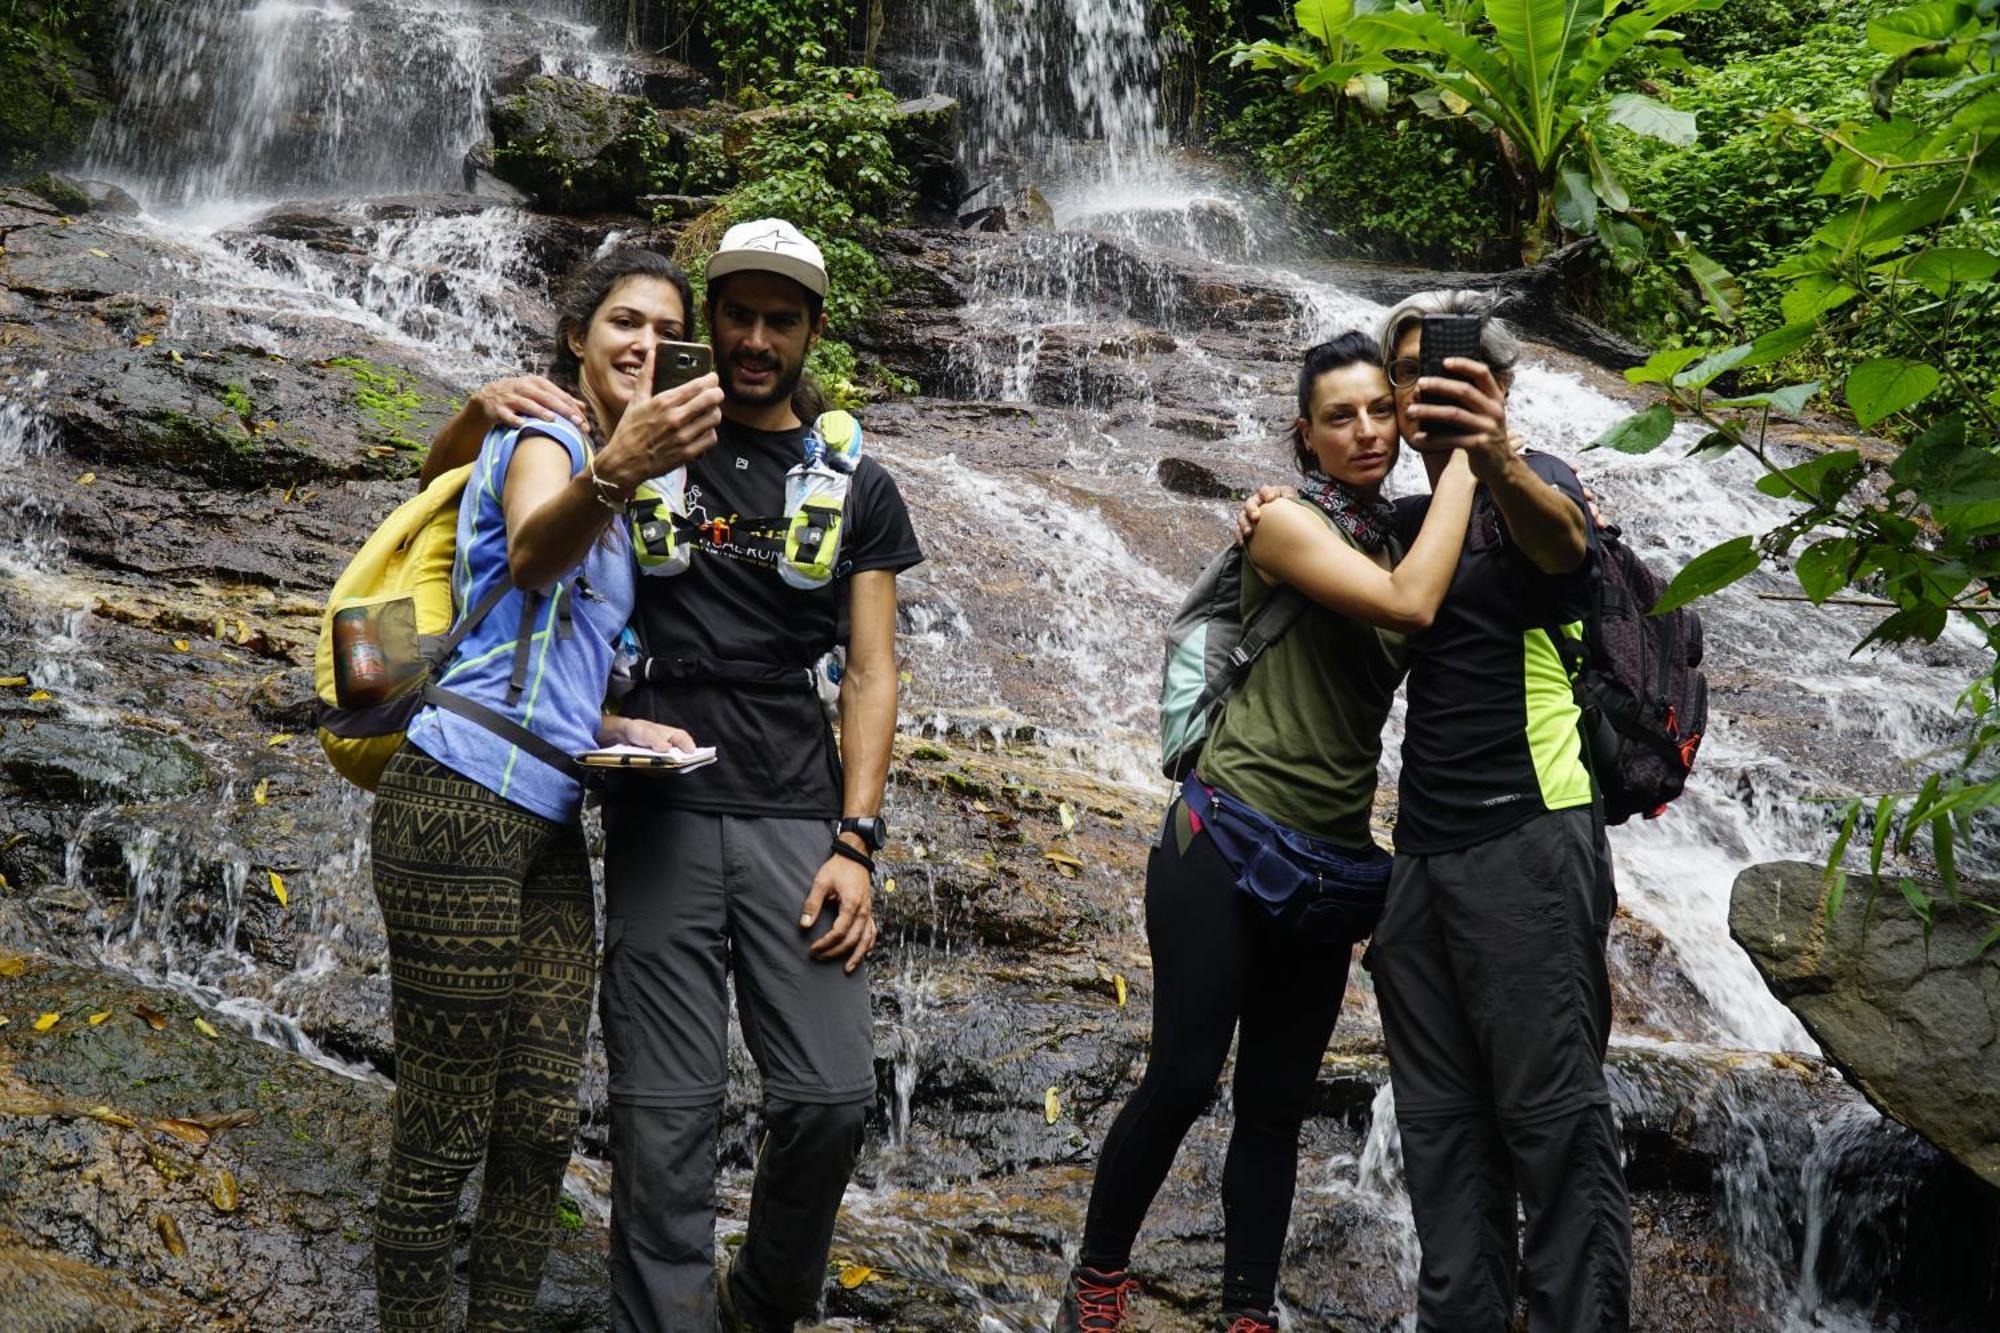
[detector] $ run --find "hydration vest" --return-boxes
[628,410,863,589]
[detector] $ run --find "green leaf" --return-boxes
[1586,134,1630,212]
[1625,345,1708,385]
[1825,868,1849,921]
[1652,534,1760,614]
[1344,71,1392,112]
[1896,874,1933,926]
[1681,246,1743,324]
[1755,449,1861,502]
[1866,1,1975,57]
[1602,91,1698,146]
[1555,166,1599,232]
[1710,382,1820,414]
[1855,604,1950,652]
[1795,537,1857,604]
[1686,430,1737,461]
[1901,246,2000,296]
[1978,922,2000,957]
[1868,792,1896,886]
[1486,0,1603,145]
[1933,813,1959,904]
[1588,402,1675,453]
[1295,0,1360,49]
[1825,798,1862,882]
[1782,274,1861,323]
[1846,357,1941,428]
[1673,322,1816,389]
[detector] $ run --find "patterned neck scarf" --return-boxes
[1299,469,1398,552]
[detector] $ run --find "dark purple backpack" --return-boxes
[1561,518,1709,824]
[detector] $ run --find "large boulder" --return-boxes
[889,94,967,218]
[488,74,673,214]
[0,953,610,1331]
[1730,860,2000,1187]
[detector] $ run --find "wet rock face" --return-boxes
[1730,859,2000,1188]
[489,75,673,214]
[0,953,609,1331]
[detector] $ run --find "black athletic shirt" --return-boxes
[1392,451,1600,854]
[625,418,923,816]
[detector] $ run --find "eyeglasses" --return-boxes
[1388,357,1422,389]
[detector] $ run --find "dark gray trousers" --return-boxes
[1367,806,1631,1332]
[600,804,874,1332]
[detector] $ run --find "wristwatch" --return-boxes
[838,815,887,852]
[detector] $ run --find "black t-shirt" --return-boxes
[626,418,923,816]
[1392,452,1599,854]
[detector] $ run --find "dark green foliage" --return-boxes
[489,75,676,213]
[677,66,912,405]
[0,0,119,177]
[1219,92,1514,268]
[697,0,859,94]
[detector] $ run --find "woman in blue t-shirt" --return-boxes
[370,248,722,1333]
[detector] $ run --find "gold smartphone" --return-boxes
[652,341,713,396]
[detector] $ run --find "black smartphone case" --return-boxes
[1419,314,1484,434]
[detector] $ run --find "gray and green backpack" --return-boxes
[1157,545,1308,781]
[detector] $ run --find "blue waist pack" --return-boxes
[1182,774,1390,941]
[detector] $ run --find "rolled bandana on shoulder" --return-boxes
[1300,470,1398,552]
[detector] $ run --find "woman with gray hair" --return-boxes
[1240,291,1629,1331]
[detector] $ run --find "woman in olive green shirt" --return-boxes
[1054,332,1476,1333]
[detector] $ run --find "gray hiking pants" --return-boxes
[599,804,874,1332]
[1367,806,1631,1332]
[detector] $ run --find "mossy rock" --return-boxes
[0,718,209,804]
[22,171,90,215]
[488,74,675,214]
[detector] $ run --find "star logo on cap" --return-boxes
[743,224,806,254]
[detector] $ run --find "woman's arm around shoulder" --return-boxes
[1246,453,1478,634]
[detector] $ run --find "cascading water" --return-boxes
[11,0,1990,1326]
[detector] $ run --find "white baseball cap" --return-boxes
[704,218,828,298]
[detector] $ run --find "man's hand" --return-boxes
[1235,484,1299,544]
[800,847,876,974]
[1409,358,1512,479]
[471,375,592,434]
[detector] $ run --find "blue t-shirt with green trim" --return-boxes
[404,418,634,822]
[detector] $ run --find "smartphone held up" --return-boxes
[1417,312,1484,442]
[651,341,713,397]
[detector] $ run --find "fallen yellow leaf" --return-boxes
[1058,802,1076,834]
[135,333,156,348]
[172,639,189,652]
[33,1012,61,1031]
[0,955,25,977]
[134,1004,167,1030]
[266,733,291,747]
[897,670,912,686]
[881,876,895,896]
[87,247,110,259]
[1044,1086,1061,1125]
[82,1105,137,1129]
[267,870,287,908]
[192,1017,219,1039]
[152,1118,212,1150]
[170,349,183,364]
[88,1011,111,1025]
[211,1169,239,1213]
[27,690,51,702]
[252,778,269,806]
[1114,974,1128,1007]
[0,1016,9,1028]
[0,676,26,687]
[155,1212,186,1259]
[837,1263,878,1290]
[75,472,95,486]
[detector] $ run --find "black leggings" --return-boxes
[1079,814,1361,1313]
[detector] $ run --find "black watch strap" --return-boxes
[827,839,876,874]
[838,814,887,851]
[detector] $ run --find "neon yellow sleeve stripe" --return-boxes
[1523,625,1592,811]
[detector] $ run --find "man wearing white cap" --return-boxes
[597,218,923,1331]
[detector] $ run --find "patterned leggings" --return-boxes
[369,746,596,1333]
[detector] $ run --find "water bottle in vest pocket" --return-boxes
[630,467,692,576]
[780,463,848,588]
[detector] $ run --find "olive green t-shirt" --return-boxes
[1194,500,1408,847]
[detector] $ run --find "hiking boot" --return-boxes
[1052,1264,1139,1332]
[717,1260,791,1332]
[1221,1310,1278,1333]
